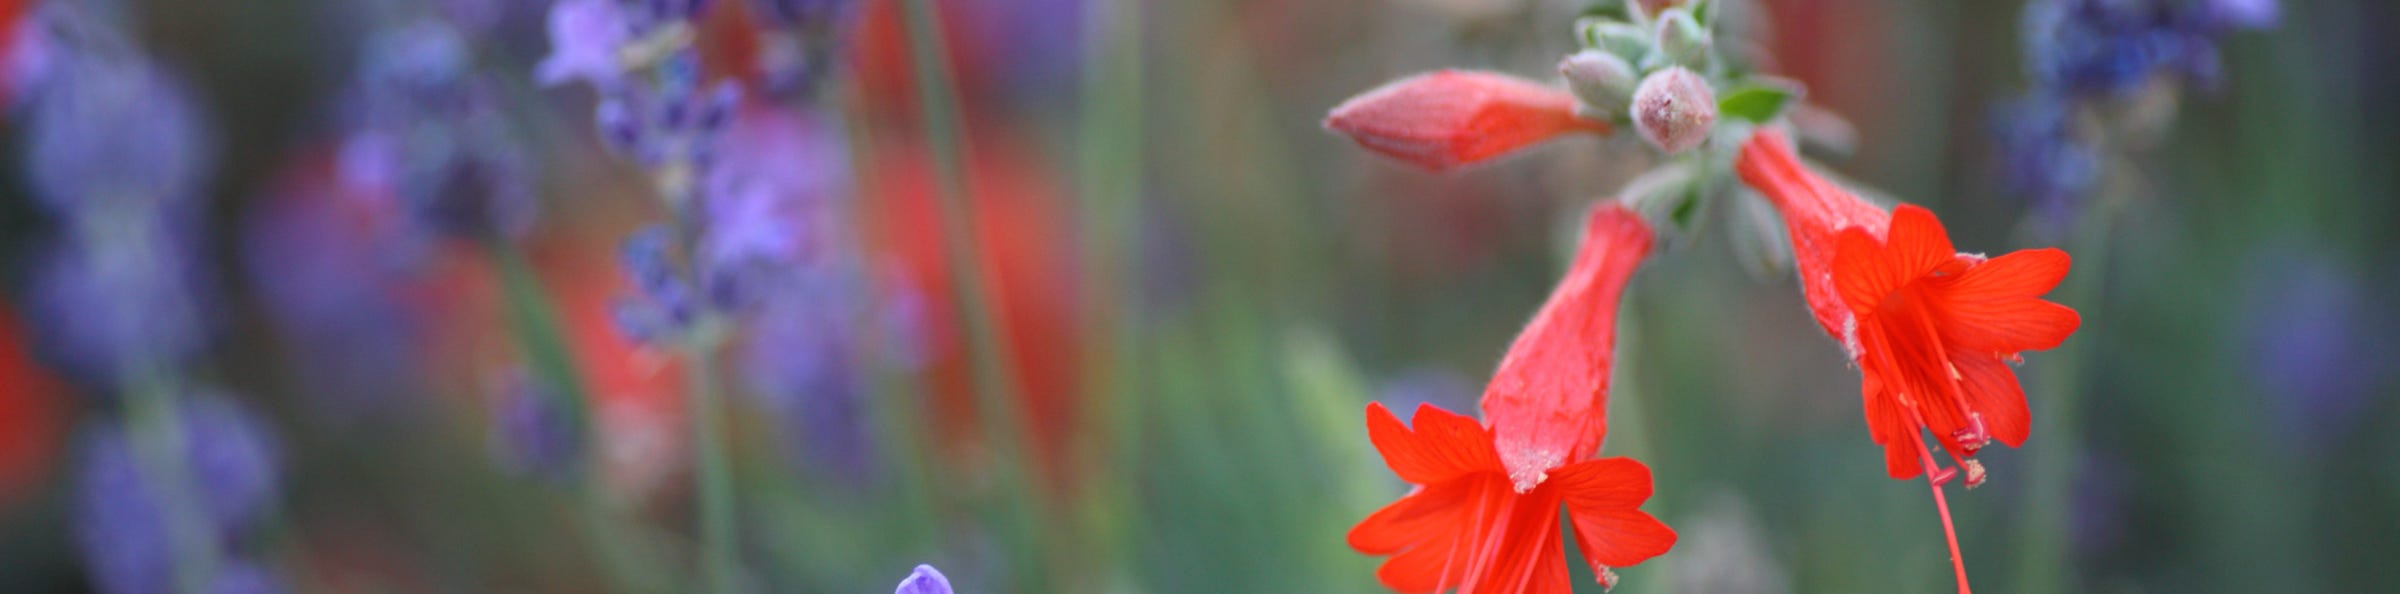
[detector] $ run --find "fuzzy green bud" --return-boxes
[1653,8,1710,69]
[1581,20,1652,63]
[1559,50,1640,116]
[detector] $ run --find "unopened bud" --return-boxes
[1581,20,1652,62]
[1630,67,1717,154]
[1559,50,1639,115]
[1654,8,1710,68]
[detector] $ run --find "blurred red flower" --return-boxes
[1324,71,1609,172]
[0,306,66,510]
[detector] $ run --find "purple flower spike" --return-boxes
[895,564,954,594]
[209,560,291,594]
[73,394,283,594]
[23,51,212,216]
[537,0,631,88]
[27,218,217,385]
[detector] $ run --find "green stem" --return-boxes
[1075,0,1147,578]
[124,369,217,594]
[897,0,1049,585]
[685,331,740,594]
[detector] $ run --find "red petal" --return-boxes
[1362,475,1513,593]
[1482,204,1654,489]
[1932,248,2080,354]
[1950,352,2032,447]
[1366,402,1501,486]
[1462,489,1575,594]
[1861,370,1924,479]
[1833,205,1956,316]
[1325,70,1608,172]
[1551,458,1677,569]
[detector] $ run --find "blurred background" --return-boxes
[0,0,2392,592]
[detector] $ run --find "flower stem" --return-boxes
[1075,0,1146,577]
[897,0,1050,585]
[123,369,217,594]
[684,330,740,594]
[1912,431,1973,594]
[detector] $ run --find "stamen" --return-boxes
[1598,567,1621,591]
[1961,459,1987,489]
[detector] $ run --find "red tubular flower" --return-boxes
[1734,129,2078,481]
[1484,204,1654,491]
[1351,204,1673,593]
[1325,70,1610,172]
[1350,403,1674,594]
[1735,130,2080,593]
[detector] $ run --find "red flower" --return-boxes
[1350,204,1673,593]
[1325,70,1609,172]
[1734,129,2078,482]
[1350,403,1674,594]
[1735,130,2079,593]
[1483,204,1654,491]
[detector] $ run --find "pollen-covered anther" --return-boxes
[1961,459,1987,489]
[1598,566,1621,591]
[1953,413,1990,454]
[1927,463,1958,487]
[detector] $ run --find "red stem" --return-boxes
[1913,430,1974,594]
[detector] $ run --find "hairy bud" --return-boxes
[1630,67,1716,154]
[1653,8,1710,68]
[1559,50,1639,116]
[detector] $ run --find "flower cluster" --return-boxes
[1996,0,2278,222]
[1323,1,2088,591]
[72,394,287,594]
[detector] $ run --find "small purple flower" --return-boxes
[72,394,283,594]
[347,21,537,242]
[26,217,217,385]
[22,49,212,216]
[242,182,426,422]
[491,372,586,482]
[612,224,700,345]
[209,560,290,594]
[536,0,631,88]
[697,107,844,311]
[739,268,873,478]
[895,564,954,594]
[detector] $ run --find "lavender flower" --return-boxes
[1992,94,2097,223]
[72,394,283,594]
[344,20,536,242]
[536,0,631,88]
[490,372,585,482]
[241,181,425,422]
[612,224,701,345]
[26,216,216,385]
[696,107,843,310]
[739,268,872,479]
[2238,245,2386,451]
[895,564,954,594]
[21,42,211,216]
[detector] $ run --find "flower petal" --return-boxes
[1834,205,1956,315]
[1551,459,1677,569]
[1364,475,1512,593]
[1365,402,1499,486]
[1324,70,1608,172]
[1933,249,2080,354]
[1950,352,2032,447]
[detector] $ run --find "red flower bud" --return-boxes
[1325,70,1609,172]
[1631,67,1717,154]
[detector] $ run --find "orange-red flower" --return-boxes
[1735,130,2079,593]
[1350,204,1673,593]
[1734,129,2079,482]
[1350,403,1673,594]
[1324,70,1609,172]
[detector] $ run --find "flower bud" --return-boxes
[1558,50,1639,115]
[1630,67,1717,154]
[1653,8,1710,68]
[1580,20,1652,62]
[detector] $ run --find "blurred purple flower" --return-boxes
[537,0,631,88]
[208,561,290,594]
[490,372,586,482]
[72,393,282,594]
[2021,0,2277,97]
[739,266,873,479]
[2237,245,2384,450]
[612,224,700,345]
[21,47,211,216]
[242,180,426,423]
[697,107,844,310]
[1992,94,2097,224]
[957,0,1083,97]
[345,21,536,242]
[895,564,954,594]
[26,217,216,385]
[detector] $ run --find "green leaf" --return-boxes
[1717,78,1805,124]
